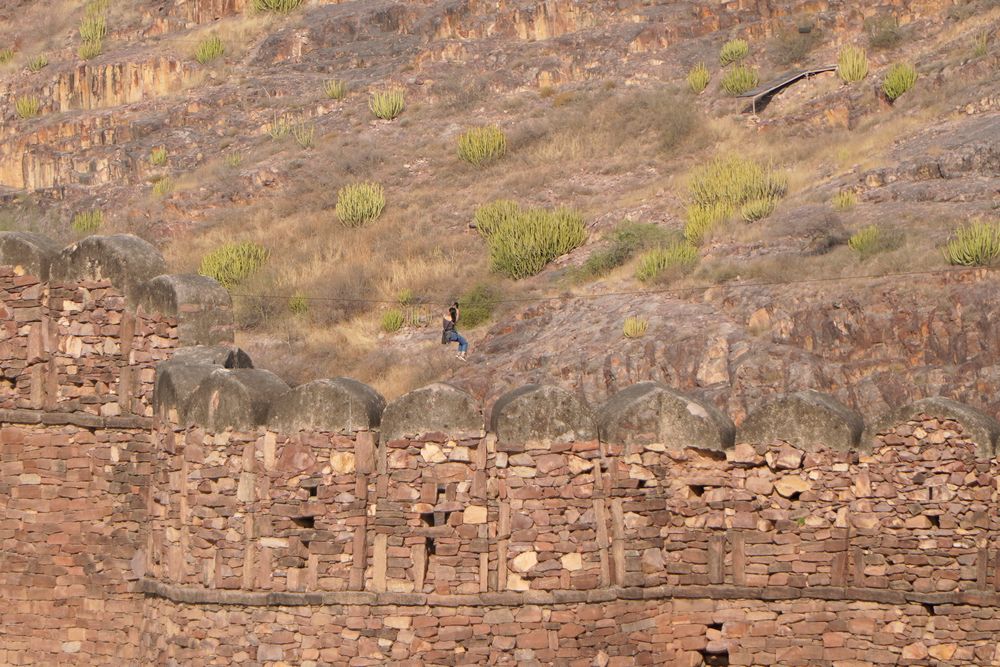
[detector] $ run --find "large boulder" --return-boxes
[135,274,234,345]
[51,234,167,298]
[739,390,863,451]
[185,368,290,431]
[598,382,734,451]
[268,378,385,434]
[872,396,1000,457]
[380,383,482,441]
[491,384,595,449]
[0,231,61,280]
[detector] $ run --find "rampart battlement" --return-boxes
[5,232,1000,665]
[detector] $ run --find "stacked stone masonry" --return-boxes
[4,233,1000,666]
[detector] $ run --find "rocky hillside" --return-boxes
[1,0,998,419]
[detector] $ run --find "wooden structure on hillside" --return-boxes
[738,65,838,114]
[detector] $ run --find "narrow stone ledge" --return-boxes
[0,231,61,280]
[137,579,990,609]
[739,389,864,451]
[491,384,596,449]
[0,408,151,430]
[598,381,735,451]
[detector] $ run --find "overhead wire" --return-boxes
[228,265,989,307]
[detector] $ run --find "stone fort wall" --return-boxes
[3,232,1000,666]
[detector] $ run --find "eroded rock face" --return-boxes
[447,271,1000,429]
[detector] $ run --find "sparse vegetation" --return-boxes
[770,27,821,66]
[268,113,293,140]
[576,221,673,282]
[150,147,168,166]
[79,0,107,60]
[684,157,786,244]
[369,89,405,120]
[152,178,174,197]
[684,202,732,246]
[288,294,309,315]
[865,14,902,50]
[79,13,106,44]
[324,79,347,100]
[623,316,648,339]
[15,96,40,119]
[882,63,917,101]
[720,38,749,65]
[837,45,869,83]
[194,35,225,64]
[252,0,303,13]
[972,31,989,58]
[457,283,499,327]
[225,152,243,168]
[292,121,316,149]
[687,63,710,93]
[832,190,857,211]
[335,182,386,227]
[27,55,48,72]
[721,64,759,95]
[79,41,103,60]
[457,125,507,166]
[635,242,699,282]
[199,241,269,289]
[740,197,779,222]
[943,220,1000,267]
[480,205,588,279]
[381,309,405,333]
[71,210,103,234]
[473,200,521,238]
[848,225,888,259]
[0,48,14,65]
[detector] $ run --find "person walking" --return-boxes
[441,301,468,360]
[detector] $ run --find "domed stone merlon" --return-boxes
[170,344,253,369]
[380,383,483,442]
[135,274,235,345]
[597,382,735,451]
[873,396,1000,457]
[0,231,61,280]
[490,384,596,450]
[185,368,290,431]
[153,360,222,424]
[738,389,864,451]
[50,234,167,299]
[267,378,386,434]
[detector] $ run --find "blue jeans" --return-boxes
[446,330,468,352]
